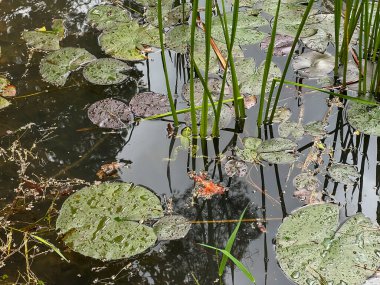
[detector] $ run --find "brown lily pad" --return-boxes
[129,92,170,118]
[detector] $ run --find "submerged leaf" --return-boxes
[87,98,133,129]
[271,106,292,123]
[56,182,164,260]
[278,121,304,140]
[347,103,380,137]
[292,51,335,79]
[327,163,361,185]
[304,121,327,137]
[83,58,132,85]
[129,92,170,118]
[39,47,96,86]
[260,34,294,56]
[145,3,192,28]
[153,215,191,240]
[276,204,380,285]
[225,159,248,177]
[293,173,321,204]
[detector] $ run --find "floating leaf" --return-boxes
[225,159,248,177]
[259,152,297,164]
[40,47,96,86]
[271,106,292,123]
[212,11,267,46]
[0,76,10,91]
[293,173,321,204]
[347,102,380,137]
[278,121,304,140]
[145,3,192,28]
[292,51,335,79]
[243,137,263,150]
[56,182,163,260]
[260,34,294,56]
[189,171,227,199]
[99,23,160,61]
[243,95,257,109]
[276,204,380,285]
[256,138,297,153]
[304,121,327,137]
[22,31,61,51]
[52,19,65,38]
[153,215,191,241]
[181,77,231,105]
[83,58,131,85]
[88,98,133,129]
[87,5,132,31]
[327,163,361,185]
[129,92,169,118]
[0,97,11,110]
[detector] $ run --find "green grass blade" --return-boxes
[269,0,315,123]
[31,234,69,262]
[218,207,248,277]
[191,273,201,285]
[157,0,179,126]
[199,244,255,283]
[334,0,341,78]
[257,0,281,126]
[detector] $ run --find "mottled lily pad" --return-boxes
[225,159,248,177]
[293,173,321,204]
[278,122,304,140]
[276,203,380,285]
[257,138,297,153]
[153,215,191,240]
[292,51,335,79]
[304,121,328,137]
[83,58,131,85]
[99,23,160,61]
[271,106,292,123]
[347,103,380,137]
[145,3,192,28]
[88,98,133,129]
[0,97,11,110]
[22,31,61,51]
[181,77,231,106]
[327,163,361,185]
[129,92,169,118]
[87,5,132,31]
[260,34,294,56]
[39,47,96,86]
[260,152,297,164]
[56,182,163,260]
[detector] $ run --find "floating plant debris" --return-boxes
[224,158,248,177]
[276,203,380,285]
[189,171,227,199]
[56,182,164,260]
[87,98,133,129]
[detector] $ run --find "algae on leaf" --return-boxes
[83,58,132,85]
[87,5,132,31]
[39,47,96,86]
[276,203,380,285]
[327,163,361,185]
[347,103,380,137]
[56,182,164,260]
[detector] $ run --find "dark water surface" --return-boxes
[0,1,379,285]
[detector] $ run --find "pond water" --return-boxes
[0,0,379,284]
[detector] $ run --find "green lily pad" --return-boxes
[98,23,160,61]
[133,0,157,7]
[56,182,163,260]
[145,3,192,28]
[153,215,191,241]
[87,5,132,31]
[292,51,335,79]
[327,163,361,185]
[256,138,297,153]
[276,203,380,285]
[0,97,11,110]
[278,122,304,140]
[181,77,231,106]
[260,151,297,164]
[129,92,170,118]
[347,103,380,137]
[243,137,263,150]
[304,121,327,137]
[83,58,131,85]
[22,31,61,51]
[293,173,320,192]
[39,47,96,86]
[87,98,133,129]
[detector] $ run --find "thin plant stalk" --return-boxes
[268,0,315,123]
[157,0,179,126]
[200,0,214,138]
[257,0,281,126]
[334,0,342,78]
[189,0,199,136]
[341,0,352,88]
